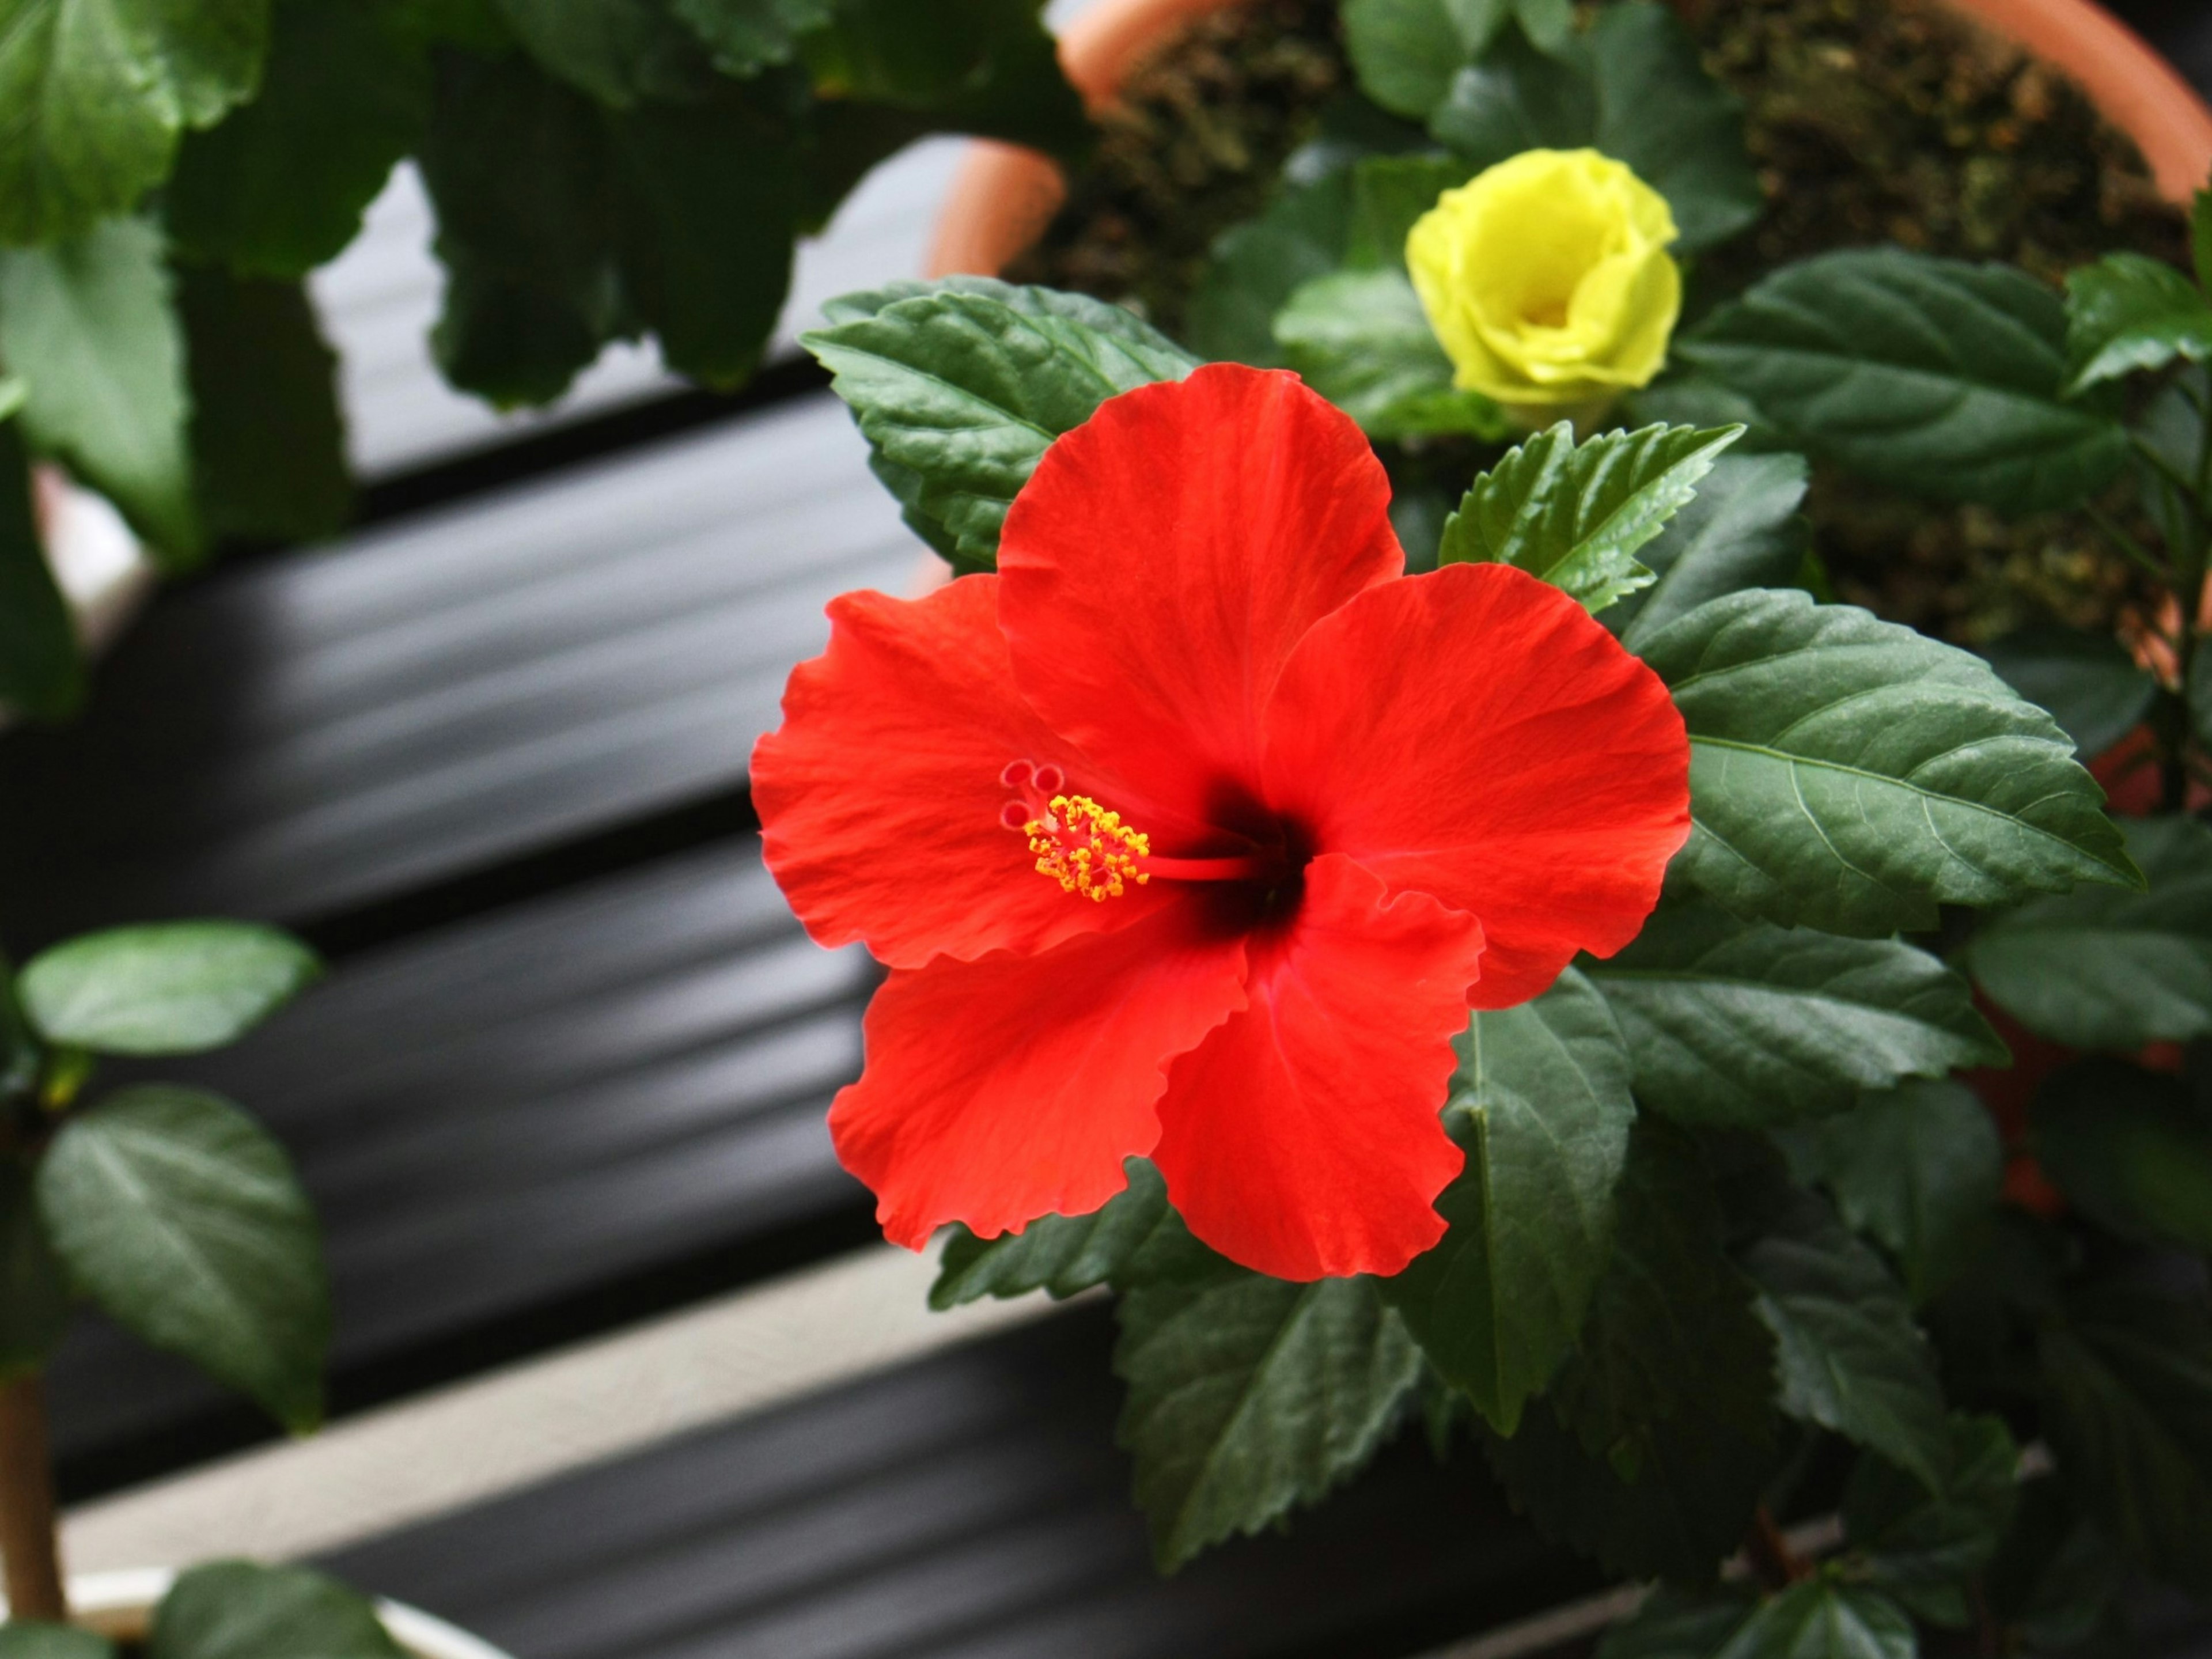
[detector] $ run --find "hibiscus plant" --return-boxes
[0,0,1086,721]
[768,7,2212,1645]
[0,922,397,1654]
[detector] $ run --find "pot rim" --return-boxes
[43,1567,510,1659]
[925,0,2212,281]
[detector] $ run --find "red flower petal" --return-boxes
[830,903,1250,1249]
[753,576,1169,969]
[997,365,1402,834]
[1262,563,1689,1009]
[1152,854,1482,1280]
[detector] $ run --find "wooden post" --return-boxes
[0,1374,66,1623]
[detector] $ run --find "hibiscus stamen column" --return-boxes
[999,760,1286,896]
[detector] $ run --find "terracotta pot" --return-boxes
[43,1569,510,1659]
[924,0,2212,280]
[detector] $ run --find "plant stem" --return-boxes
[1743,1503,1809,1591]
[0,1375,66,1623]
[2084,503,2171,582]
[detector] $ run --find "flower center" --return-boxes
[999,760,1291,901]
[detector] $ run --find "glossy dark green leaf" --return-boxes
[0,1627,115,1659]
[1594,1590,1755,1659]
[0,0,271,243]
[1609,451,1808,651]
[1586,1,1761,253]
[1438,422,1738,612]
[179,264,351,546]
[804,277,1196,569]
[150,1561,402,1659]
[1185,169,1354,366]
[2039,1283,2212,1590]
[1680,249,2130,513]
[1381,969,1634,1433]
[1429,28,1593,168]
[1713,1582,1915,1659]
[1961,816,2212,1050]
[1979,623,2158,759]
[2032,1059,2212,1252]
[2064,251,2212,393]
[1272,268,1507,441]
[37,1085,329,1429]
[1777,1080,2002,1305]
[1587,900,2003,1128]
[930,1159,1172,1308]
[672,0,834,75]
[1114,1217,1420,1570]
[21,921,319,1055]
[165,0,429,278]
[491,0,711,106]
[1982,1478,2130,1653]
[1843,1413,2018,1627]
[0,413,82,719]
[0,1157,71,1374]
[1641,589,2139,936]
[0,217,199,562]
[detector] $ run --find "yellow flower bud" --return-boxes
[1406,148,1682,411]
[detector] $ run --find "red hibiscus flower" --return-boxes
[753,365,1690,1279]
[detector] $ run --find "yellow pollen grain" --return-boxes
[1025,793,1152,902]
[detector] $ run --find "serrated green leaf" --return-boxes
[1979,624,2158,760]
[930,1158,1171,1308]
[1272,268,1507,441]
[1843,1413,2019,1628]
[2039,1283,2212,1591]
[2064,252,2212,394]
[1586,2,1761,254]
[0,0,271,244]
[491,0,710,107]
[1777,1080,2002,1306]
[803,278,1197,569]
[165,0,428,279]
[1113,1217,1420,1571]
[0,412,82,719]
[1596,1590,1757,1659]
[150,1561,402,1659]
[1587,900,2003,1128]
[1680,248,2130,513]
[1741,1188,1953,1490]
[1611,451,1809,651]
[0,217,198,562]
[180,264,351,546]
[1714,1582,1915,1659]
[1639,589,2139,937]
[0,1626,115,1659]
[1186,168,1354,366]
[1381,968,1633,1433]
[0,1157,70,1373]
[672,0,834,75]
[2032,1058,2212,1252]
[1438,422,1739,612]
[21,921,319,1055]
[37,1085,329,1429]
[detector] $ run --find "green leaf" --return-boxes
[1429,28,1594,169]
[1185,168,1354,366]
[1713,1581,1916,1659]
[1272,268,1506,441]
[37,1085,329,1429]
[491,0,710,107]
[165,0,429,279]
[1586,2,1762,254]
[1740,1188,1953,1490]
[0,1627,116,1659]
[2196,188,2212,296]
[1344,152,1467,271]
[1586,900,2004,1129]
[179,264,351,546]
[1610,451,1809,652]
[0,1157,71,1373]
[1960,816,2212,1050]
[0,411,82,719]
[1979,624,2158,760]
[20,921,319,1055]
[2063,252,2212,394]
[672,0,834,75]
[2192,642,2212,755]
[1776,1080,2002,1306]
[1982,1478,2130,1653]
[1639,588,2139,937]
[0,217,198,562]
[150,1561,402,1659]
[930,1158,1172,1308]
[2039,1283,2212,1590]
[0,0,272,244]
[1380,968,1634,1433]
[1438,422,1740,612]
[1680,248,2130,513]
[1113,1217,1421,1571]
[1843,1413,2019,1627]
[1484,1123,1778,1581]
[2032,1059,2212,1252]
[1342,0,1502,120]
[803,278,1197,570]
[1596,1590,1756,1659]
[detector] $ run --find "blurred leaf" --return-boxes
[1429,27,1593,168]
[179,264,351,544]
[930,1158,1172,1308]
[1586,2,1760,253]
[1609,450,1808,650]
[1714,1582,1915,1659]
[1979,623,2158,759]
[672,0,833,75]
[0,1158,71,1374]
[0,217,199,562]
[1983,1478,2130,1653]
[0,1627,116,1659]
[1185,169,1354,366]
[1382,968,1634,1433]
[166,0,430,278]
[1344,152,1465,269]
[1594,1590,1756,1659]
[150,1561,402,1659]
[1342,0,1502,119]
[2064,251,2212,393]
[2033,1058,2212,1252]
[0,0,272,243]
[1843,1413,2018,1627]
[490,0,711,106]
[1273,268,1506,441]
[0,414,82,719]
[20,921,320,1055]
[37,1085,329,1430]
